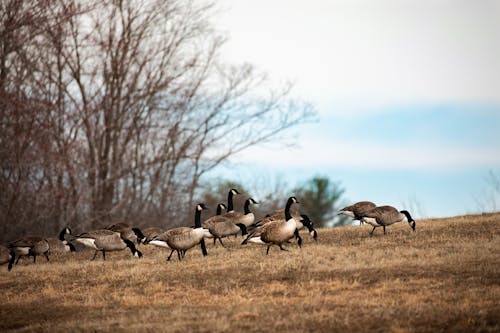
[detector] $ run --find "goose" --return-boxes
[0,245,13,271]
[242,196,299,254]
[220,197,258,228]
[150,203,211,261]
[264,209,318,241]
[69,229,143,260]
[201,203,230,245]
[338,201,377,225]
[106,222,145,244]
[360,205,416,235]
[46,227,75,254]
[203,215,248,248]
[46,238,76,253]
[8,237,50,266]
[141,227,165,244]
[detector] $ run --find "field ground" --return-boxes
[0,213,499,332]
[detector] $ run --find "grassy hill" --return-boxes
[1,213,499,332]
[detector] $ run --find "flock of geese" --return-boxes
[0,189,416,271]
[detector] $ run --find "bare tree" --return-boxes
[0,0,314,241]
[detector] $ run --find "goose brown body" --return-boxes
[9,237,50,265]
[71,229,142,260]
[151,203,209,261]
[220,198,258,227]
[242,196,299,254]
[339,201,377,224]
[106,223,144,244]
[360,205,416,235]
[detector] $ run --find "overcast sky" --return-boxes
[211,0,500,218]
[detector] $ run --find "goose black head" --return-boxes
[197,203,208,211]
[400,210,416,231]
[59,226,72,241]
[216,203,227,215]
[230,188,240,196]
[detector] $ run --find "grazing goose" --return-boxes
[265,209,318,241]
[242,196,299,254]
[151,203,210,261]
[46,238,76,254]
[0,245,13,271]
[9,237,50,266]
[221,197,258,228]
[338,201,377,225]
[47,227,75,254]
[106,222,145,244]
[204,215,248,248]
[70,229,143,260]
[141,227,166,244]
[360,205,416,235]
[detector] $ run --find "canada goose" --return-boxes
[70,229,143,260]
[47,227,75,253]
[204,215,248,248]
[338,201,377,225]
[221,197,258,228]
[106,222,145,244]
[46,238,76,253]
[8,237,50,266]
[360,205,416,235]
[142,227,165,244]
[265,209,318,241]
[0,245,13,271]
[151,203,210,261]
[201,203,230,245]
[242,196,299,254]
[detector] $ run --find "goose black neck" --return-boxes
[400,210,414,222]
[216,205,224,215]
[132,227,145,243]
[58,228,69,241]
[195,208,202,228]
[285,198,294,221]
[227,191,235,211]
[124,239,138,255]
[244,200,252,214]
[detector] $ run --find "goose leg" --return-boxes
[369,226,376,236]
[279,244,289,252]
[213,238,217,246]
[383,226,386,235]
[218,238,225,248]
[91,251,98,260]
[33,255,37,263]
[102,251,106,260]
[44,253,50,261]
[15,255,21,265]
[177,250,182,261]
[294,229,302,248]
[167,249,175,261]
[266,245,271,255]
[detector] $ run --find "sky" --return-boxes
[210,0,500,218]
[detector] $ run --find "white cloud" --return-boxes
[230,138,500,170]
[216,0,500,108]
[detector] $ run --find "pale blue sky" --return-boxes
[210,0,500,218]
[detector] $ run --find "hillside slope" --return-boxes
[0,213,499,332]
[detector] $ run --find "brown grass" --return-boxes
[1,213,499,332]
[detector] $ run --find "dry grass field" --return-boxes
[1,213,499,332]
